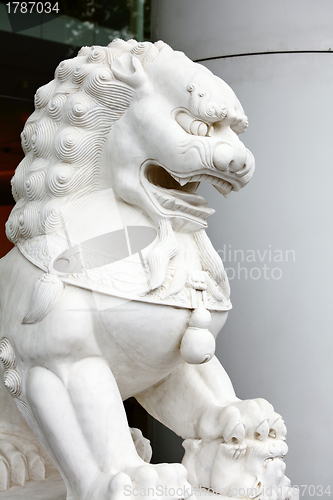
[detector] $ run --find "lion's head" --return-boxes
[103,45,254,235]
[6,40,254,293]
[6,39,254,245]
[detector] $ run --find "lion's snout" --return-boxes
[213,140,255,190]
[213,140,247,173]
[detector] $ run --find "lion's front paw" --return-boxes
[232,398,287,441]
[0,434,45,491]
[198,398,286,444]
[183,436,291,499]
[106,463,193,500]
[184,399,289,499]
[89,462,194,500]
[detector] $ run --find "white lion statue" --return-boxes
[0,40,290,500]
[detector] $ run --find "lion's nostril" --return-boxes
[213,141,248,172]
[213,143,234,171]
[228,146,248,173]
[229,159,245,173]
[228,160,237,172]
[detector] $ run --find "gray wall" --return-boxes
[151,0,333,495]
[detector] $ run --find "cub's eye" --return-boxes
[175,110,209,137]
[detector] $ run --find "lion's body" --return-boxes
[0,40,289,500]
[0,246,226,401]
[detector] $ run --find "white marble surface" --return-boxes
[0,40,289,499]
[0,467,66,500]
[0,475,300,500]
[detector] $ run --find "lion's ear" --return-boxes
[111,53,148,88]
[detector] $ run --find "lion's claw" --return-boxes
[0,436,45,491]
[198,398,285,445]
[255,419,270,440]
[224,421,246,444]
[270,416,287,440]
[106,462,191,500]
[109,472,132,500]
[132,464,160,487]
[230,399,285,441]
[0,441,28,487]
[26,450,46,481]
[0,455,10,491]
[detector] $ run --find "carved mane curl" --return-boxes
[6,40,167,244]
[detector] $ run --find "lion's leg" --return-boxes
[26,357,140,498]
[26,357,191,500]
[137,356,240,440]
[137,356,285,441]
[137,357,290,499]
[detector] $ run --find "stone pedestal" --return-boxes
[0,467,65,500]
[0,474,300,500]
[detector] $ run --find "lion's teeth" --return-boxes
[161,197,175,208]
[173,176,188,186]
[215,178,226,188]
[173,201,183,210]
[204,176,215,185]
[214,184,232,197]
[188,175,202,182]
[199,207,215,219]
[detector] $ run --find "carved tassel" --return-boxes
[147,219,179,291]
[193,229,230,298]
[161,268,188,299]
[180,304,215,364]
[22,273,64,324]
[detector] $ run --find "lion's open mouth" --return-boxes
[141,161,235,225]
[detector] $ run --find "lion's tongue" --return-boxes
[166,189,208,207]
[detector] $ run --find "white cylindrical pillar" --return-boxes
[151,0,333,488]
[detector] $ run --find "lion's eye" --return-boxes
[175,110,209,137]
[190,120,208,136]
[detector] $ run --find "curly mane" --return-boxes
[6,39,167,244]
